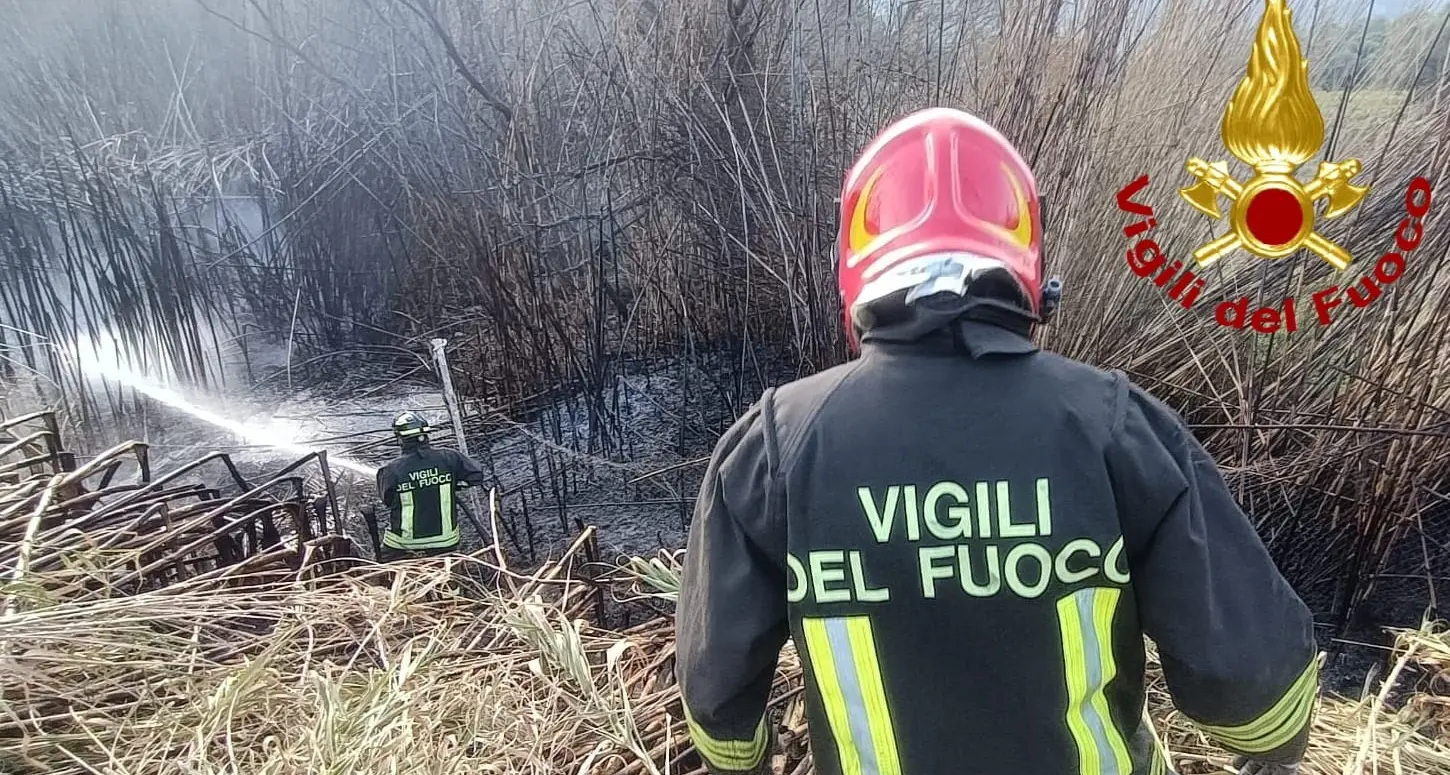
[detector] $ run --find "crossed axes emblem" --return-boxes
[1179,158,1369,270]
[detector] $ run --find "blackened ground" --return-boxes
[52,340,1445,703]
[1248,482,1450,696]
[455,347,801,564]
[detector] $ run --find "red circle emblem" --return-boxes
[1244,187,1303,247]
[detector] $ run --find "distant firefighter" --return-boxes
[674,108,1318,775]
[375,411,486,560]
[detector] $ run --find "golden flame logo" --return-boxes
[1178,0,1369,269]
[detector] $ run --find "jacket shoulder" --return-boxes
[376,458,401,485]
[432,447,464,465]
[707,361,862,498]
[1033,348,1122,387]
[1030,349,1135,428]
[765,359,864,470]
[772,359,862,406]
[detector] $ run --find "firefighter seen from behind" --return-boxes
[375,410,486,561]
[674,107,1319,775]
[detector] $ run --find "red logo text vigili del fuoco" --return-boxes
[1115,175,1433,334]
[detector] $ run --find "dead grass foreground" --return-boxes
[0,543,1447,775]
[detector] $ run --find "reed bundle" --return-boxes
[0,538,1445,775]
[3,410,1447,773]
[1,0,1449,686]
[0,410,353,611]
[1,1,1447,768]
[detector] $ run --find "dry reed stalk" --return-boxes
[0,414,350,609]
[1,3,1449,755]
[2,6,1450,772]
[2,474,61,618]
[3,548,1446,775]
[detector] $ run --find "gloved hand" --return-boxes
[1233,755,1300,775]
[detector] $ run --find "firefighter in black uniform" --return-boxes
[375,411,486,560]
[674,108,1319,775]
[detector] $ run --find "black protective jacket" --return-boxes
[675,311,1318,775]
[375,441,486,551]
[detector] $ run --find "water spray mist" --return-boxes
[68,334,378,477]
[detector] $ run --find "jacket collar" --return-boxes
[859,297,1040,358]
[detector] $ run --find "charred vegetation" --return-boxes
[0,0,1448,685]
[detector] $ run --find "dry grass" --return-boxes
[0,545,1444,775]
[1148,621,1450,775]
[3,0,1449,643]
[1,3,1450,769]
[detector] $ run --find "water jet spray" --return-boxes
[66,333,378,478]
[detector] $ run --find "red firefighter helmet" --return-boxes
[837,108,1051,351]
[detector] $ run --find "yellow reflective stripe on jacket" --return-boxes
[682,704,768,772]
[384,485,460,551]
[1056,587,1132,775]
[383,486,460,550]
[800,616,902,775]
[1194,656,1319,753]
[382,529,459,550]
[400,490,416,540]
[440,481,454,534]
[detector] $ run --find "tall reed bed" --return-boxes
[0,0,1448,642]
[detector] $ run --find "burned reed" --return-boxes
[0,409,355,611]
[0,0,1449,653]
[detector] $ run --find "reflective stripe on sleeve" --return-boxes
[1057,586,1132,775]
[1194,656,1319,754]
[800,616,902,775]
[682,704,768,772]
